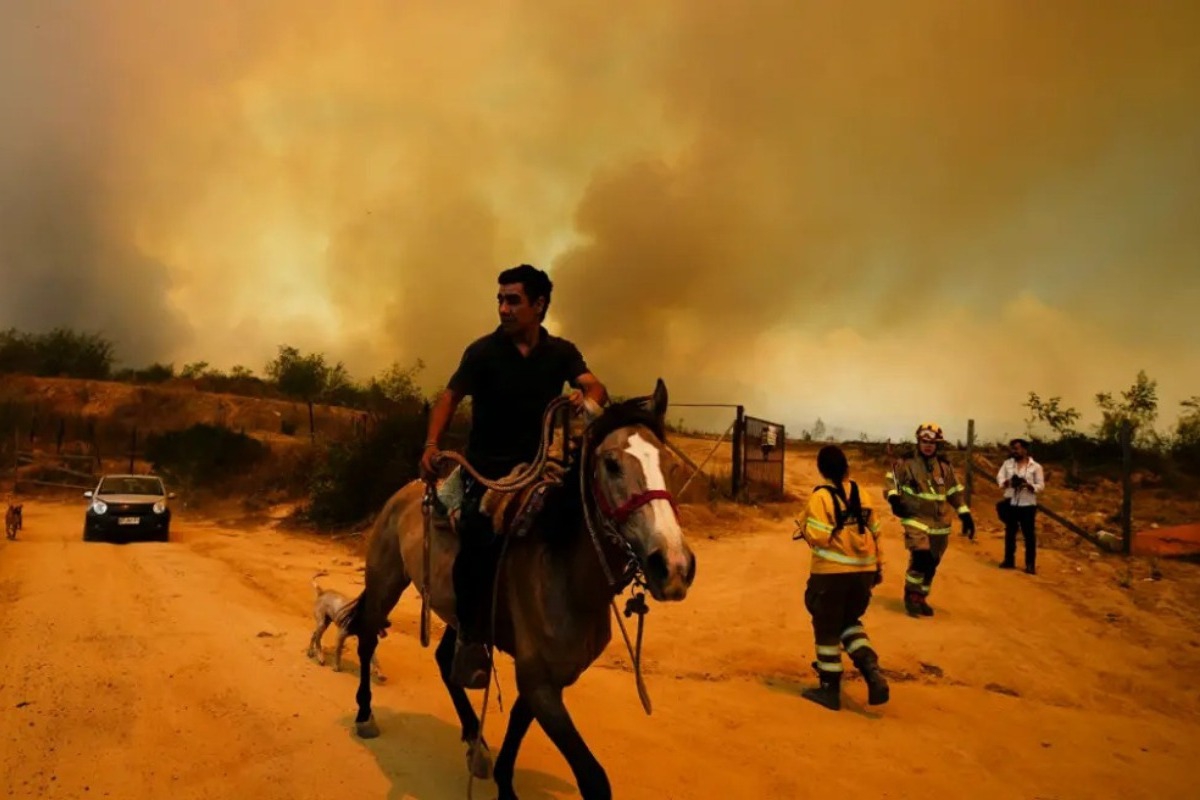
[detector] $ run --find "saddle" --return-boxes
[432,426,576,539]
[480,468,559,538]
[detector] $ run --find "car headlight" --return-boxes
[92,500,108,515]
[153,501,167,515]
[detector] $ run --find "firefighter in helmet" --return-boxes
[885,422,975,617]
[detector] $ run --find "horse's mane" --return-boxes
[583,396,666,452]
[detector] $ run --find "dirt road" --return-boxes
[2,497,1199,799]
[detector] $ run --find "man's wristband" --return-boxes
[424,441,438,449]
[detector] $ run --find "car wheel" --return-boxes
[83,523,99,542]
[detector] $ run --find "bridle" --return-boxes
[581,439,679,587]
[591,464,679,526]
[578,430,671,718]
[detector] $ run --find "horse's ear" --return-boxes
[651,378,668,419]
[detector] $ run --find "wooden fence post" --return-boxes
[1120,420,1134,555]
[965,419,976,506]
[731,405,745,500]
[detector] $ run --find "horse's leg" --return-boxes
[354,570,411,738]
[525,685,610,800]
[434,626,491,779]
[493,694,534,800]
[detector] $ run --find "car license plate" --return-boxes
[118,517,140,525]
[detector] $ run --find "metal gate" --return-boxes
[740,415,786,501]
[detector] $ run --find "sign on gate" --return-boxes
[741,415,786,501]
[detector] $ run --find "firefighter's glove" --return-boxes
[887,495,906,517]
[959,511,976,540]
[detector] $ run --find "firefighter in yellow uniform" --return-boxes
[794,445,891,711]
[885,422,975,617]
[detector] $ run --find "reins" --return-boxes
[432,396,665,798]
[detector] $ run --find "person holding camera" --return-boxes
[996,438,1045,574]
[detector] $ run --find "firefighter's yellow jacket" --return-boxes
[796,480,883,575]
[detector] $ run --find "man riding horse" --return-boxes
[420,263,609,689]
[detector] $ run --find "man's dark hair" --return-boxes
[817,445,849,483]
[498,264,553,321]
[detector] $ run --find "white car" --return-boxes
[83,474,175,543]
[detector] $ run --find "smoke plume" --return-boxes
[1,1,1196,438]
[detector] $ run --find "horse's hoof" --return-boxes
[356,716,380,739]
[467,740,493,780]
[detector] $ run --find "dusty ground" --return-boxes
[2,488,1200,800]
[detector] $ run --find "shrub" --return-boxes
[143,424,268,489]
[303,412,427,526]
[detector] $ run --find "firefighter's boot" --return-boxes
[853,650,891,706]
[801,664,842,711]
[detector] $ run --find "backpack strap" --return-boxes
[815,482,873,535]
[845,481,867,534]
[812,485,842,529]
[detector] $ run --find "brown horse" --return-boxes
[345,379,696,800]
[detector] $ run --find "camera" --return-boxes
[1010,474,1026,490]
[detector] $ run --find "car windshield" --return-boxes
[98,476,165,496]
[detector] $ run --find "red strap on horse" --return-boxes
[594,481,678,524]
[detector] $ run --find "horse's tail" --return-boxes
[339,591,366,636]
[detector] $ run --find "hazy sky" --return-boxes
[1,0,1197,441]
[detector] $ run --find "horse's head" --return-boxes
[586,379,696,602]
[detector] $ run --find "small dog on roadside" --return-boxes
[5,503,22,541]
[307,575,390,682]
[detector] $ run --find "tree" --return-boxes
[372,359,425,405]
[264,345,348,442]
[1095,370,1159,445]
[1024,391,1084,483]
[1024,392,1081,440]
[180,361,210,379]
[228,365,254,379]
[1173,396,1200,470]
[0,327,115,379]
[1177,397,1200,443]
[812,418,827,441]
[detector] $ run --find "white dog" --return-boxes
[307,576,389,682]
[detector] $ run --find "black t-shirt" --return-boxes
[448,326,589,479]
